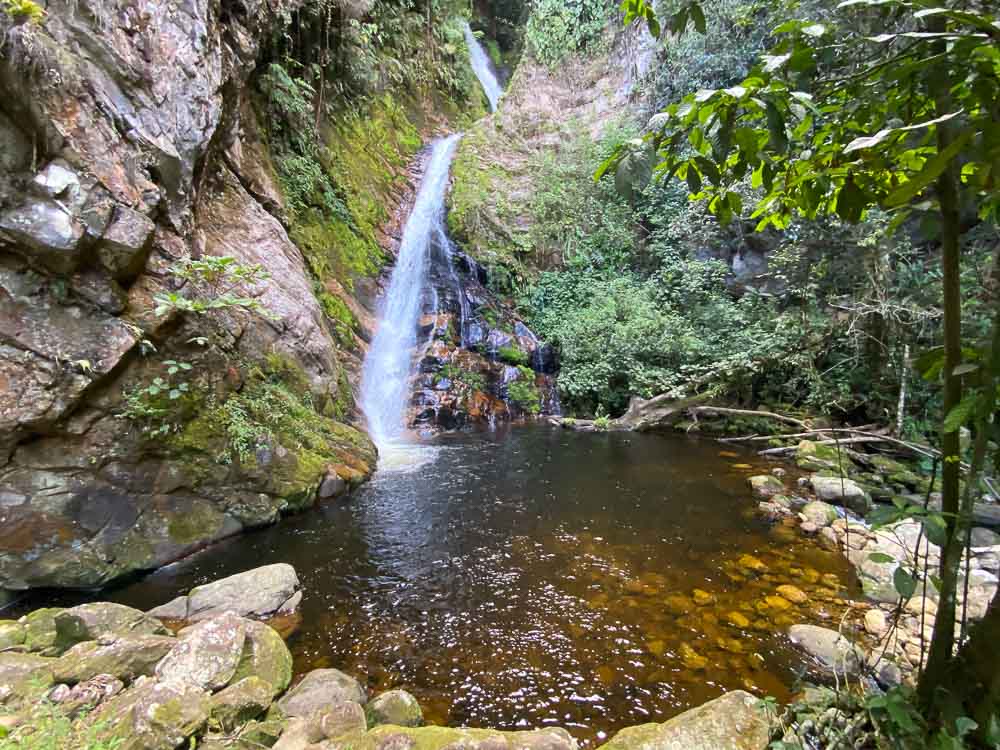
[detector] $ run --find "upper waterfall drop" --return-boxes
[462,22,503,112]
[359,134,462,454]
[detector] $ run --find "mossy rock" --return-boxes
[366,689,424,728]
[231,621,293,699]
[795,440,851,473]
[0,620,26,651]
[20,608,64,655]
[209,676,274,732]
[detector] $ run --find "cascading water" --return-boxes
[359,134,462,457]
[462,22,503,112]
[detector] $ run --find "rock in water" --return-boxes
[276,668,366,718]
[148,564,301,622]
[809,477,872,515]
[366,689,424,727]
[799,501,838,528]
[598,691,769,750]
[748,475,785,499]
[788,624,866,677]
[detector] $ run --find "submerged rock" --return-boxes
[598,690,768,750]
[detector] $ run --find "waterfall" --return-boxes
[360,135,462,453]
[462,22,502,112]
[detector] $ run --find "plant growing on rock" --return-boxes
[507,365,540,414]
[2,0,45,24]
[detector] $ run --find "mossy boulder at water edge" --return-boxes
[231,620,294,698]
[55,602,167,650]
[795,440,851,473]
[367,689,425,727]
[53,634,176,684]
[597,691,769,750]
[274,668,366,719]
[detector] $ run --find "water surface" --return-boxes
[74,426,855,745]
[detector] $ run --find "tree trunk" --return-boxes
[917,17,966,713]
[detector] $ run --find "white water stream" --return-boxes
[462,22,503,112]
[359,135,462,460]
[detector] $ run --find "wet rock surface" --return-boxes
[0,0,376,594]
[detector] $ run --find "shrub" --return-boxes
[507,365,540,414]
[524,0,614,66]
[497,345,529,366]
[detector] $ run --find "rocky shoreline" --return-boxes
[747,439,998,689]
[0,564,772,750]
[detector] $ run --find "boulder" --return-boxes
[788,624,865,677]
[970,527,1000,547]
[748,475,785,500]
[50,673,125,715]
[863,609,888,637]
[0,652,56,702]
[799,501,838,528]
[319,700,368,738]
[276,668,366,719]
[94,676,211,750]
[795,441,849,473]
[55,602,167,649]
[20,608,64,654]
[209,676,275,731]
[231,620,293,697]
[156,612,246,690]
[366,689,424,727]
[0,198,87,273]
[53,634,176,684]
[0,620,26,650]
[348,725,578,750]
[598,691,769,750]
[148,564,301,622]
[810,477,872,515]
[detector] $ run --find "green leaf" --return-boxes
[869,552,896,564]
[836,177,867,222]
[884,130,973,208]
[686,167,702,194]
[894,567,918,598]
[689,2,706,33]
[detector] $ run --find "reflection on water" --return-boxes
[46,426,858,745]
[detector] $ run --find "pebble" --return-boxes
[776,585,809,604]
[726,611,751,628]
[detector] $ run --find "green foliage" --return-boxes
[318,292,358,348]
[507,365,540,413]
[525,0,613,66]
[2,0,45,23]
[153,256,273,319]
[439,363,487,393]
[497,345,529,366]
[0,700,122,750]
[119,361,194,437]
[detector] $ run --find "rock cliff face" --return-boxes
[0,0,380,592]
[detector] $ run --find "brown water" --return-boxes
[29,426,857,744]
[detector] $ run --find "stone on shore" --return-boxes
[275,668,366,719]
[230,620,293,697]
[55,603,167,650]
[155,612,246,690]
[148,564,301,622]
[748,475,785,500]
[53,634,176,684]
[788,624,865,677]
[598,690,768,750]
[809,477,872,515]
[366,689,424,727]
[209,676,275,731]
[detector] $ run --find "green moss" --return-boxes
[169,357,375,505]
[166,502,227,546]
[497,345,529,366]
[317,292,358,348]
[507,366,540,414]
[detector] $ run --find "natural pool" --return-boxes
[36,426,858,745]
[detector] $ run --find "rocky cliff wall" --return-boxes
[0,0,393,593]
